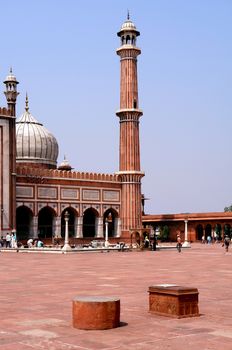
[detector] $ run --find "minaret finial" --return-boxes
[127,9,130,20]
[25,92,29,112]
[10,67,12,74]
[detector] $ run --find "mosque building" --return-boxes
[0,16,232,245]
[0,16,147,243]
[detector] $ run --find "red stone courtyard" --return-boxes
[0,244,232,349]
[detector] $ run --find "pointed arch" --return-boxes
[103,208,119,238]
[83,207,99,238]
[130,231,141,247]
[205,224,212,241]
[126,35,130,44]
[38,206,56,238]
[196,224,203,241]
[16,205,33,240]
[61,206,78,237]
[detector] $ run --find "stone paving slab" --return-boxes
[0,244,231,349]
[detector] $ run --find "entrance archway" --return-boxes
[16,206,33,240]
[224,224,231,239]
[215,224,222,240]
[38,206,56,239]
[205,224,212,240]
[61,207,76,237]
[103,209,119,237]
[130,231,141,247]
[83,208,98,238]
[196,224,203,241]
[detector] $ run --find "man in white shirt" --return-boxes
[5,233,11,248]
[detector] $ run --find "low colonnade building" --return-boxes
[142,212,232,242]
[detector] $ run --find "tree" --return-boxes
[160,225,170,242]
[224,205,232,212]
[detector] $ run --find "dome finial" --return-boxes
[127,9,130,20]
[10,67,13,74]
[25,92,29,112]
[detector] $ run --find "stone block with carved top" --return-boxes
[148,284,199,318]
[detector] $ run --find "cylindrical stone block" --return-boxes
[72,296,120,330]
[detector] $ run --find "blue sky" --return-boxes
[1,0,232,214]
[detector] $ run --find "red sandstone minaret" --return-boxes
[116,14,144,235]
[1,69,19,233]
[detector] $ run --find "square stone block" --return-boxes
[148,284,199,318]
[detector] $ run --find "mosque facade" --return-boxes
[1,17,232,244]
[0,17,146,243]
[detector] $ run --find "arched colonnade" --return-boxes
[16,204,121,240]
[195,223,231,241]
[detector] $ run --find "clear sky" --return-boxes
[1,0,232,214]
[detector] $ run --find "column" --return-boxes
[211,226,215,243]
[31,216,38,238]
[96,217,104,238]
[62,211,72,251]
[53,216,61,238]
[75,216,83,238]
[182,220,191,247]
[114,218,121,238]
[105,219,109,247]
[221,225,224,240]
[203,227,206,242]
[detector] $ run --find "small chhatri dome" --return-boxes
[16,94,59,168]
[4,67,18,83]
[58,155,72,171]
[118,12,140,37]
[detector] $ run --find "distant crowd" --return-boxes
[0,232,17,248]
[201,234,231,252]
[0,233,44,249]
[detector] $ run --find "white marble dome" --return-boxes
[4,68,18,83]
[16,100,59,167]
[117,15,140,37]
[120,19,137,31]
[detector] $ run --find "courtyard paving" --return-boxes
[0,243,232,349]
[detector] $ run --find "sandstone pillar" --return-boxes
[53,216,61,238]
[75,216,83,238]
[96,217,104,238]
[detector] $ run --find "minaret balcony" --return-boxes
[116,108,143,121]
[116,46,141,58]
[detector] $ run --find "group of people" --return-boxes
[201,235,212,244]
[143,235,157,251]
[0,232,17,248]
[202,234,231,252]
[0,233,45,249]
[27,238,44,248]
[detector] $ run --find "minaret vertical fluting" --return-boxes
[4,68,19,232]
[116,15,144,235]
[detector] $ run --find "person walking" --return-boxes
[153,235,157,251]
[224,235,230,252]
[176,234,182,253]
